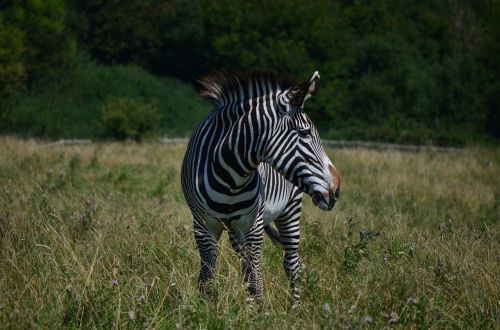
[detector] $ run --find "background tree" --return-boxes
[0,0,498,145]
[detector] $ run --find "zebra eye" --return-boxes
[298,127,311,137]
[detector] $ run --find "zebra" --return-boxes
[181,70,341,308]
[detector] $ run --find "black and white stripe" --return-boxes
[181,70,341,308]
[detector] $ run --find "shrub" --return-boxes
[101,97,159,141]
[4,57,211,139]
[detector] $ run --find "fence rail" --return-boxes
[160,137,462,153]
[320,140,462,153]
[42,138,462,153]
[42,139,92,147]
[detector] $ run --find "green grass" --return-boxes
[0,138,498,328]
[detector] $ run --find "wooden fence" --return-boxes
[159,138,462,153]
[42,138,462,153]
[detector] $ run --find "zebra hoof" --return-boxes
[290,302,300,313]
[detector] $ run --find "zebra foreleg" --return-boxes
[229,225,264,303]
[275,195,303,310]
[194,220,222,295]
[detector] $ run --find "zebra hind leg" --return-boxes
[194,220,222,295]
[264,223,283,247]
[229,226,265,304]
[275,194,303,311]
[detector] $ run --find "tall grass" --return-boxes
[0,138,498,328]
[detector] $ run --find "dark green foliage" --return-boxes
[0,0,498,145]
[0,15,25,129]
[14,0,76,81]
[0,0,76,130]
[0,15,25,100]
[101,97,159,141]
[69,0,206,78]
[0,0,76,83]
[5,58,210,139]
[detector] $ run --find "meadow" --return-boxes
[0,137,498,329]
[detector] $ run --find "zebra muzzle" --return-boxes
[312,191,333,211]
[311,185,339,211]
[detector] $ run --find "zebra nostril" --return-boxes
[334,187,340,199]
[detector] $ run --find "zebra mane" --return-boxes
[198,70,297,104]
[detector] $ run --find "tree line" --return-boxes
[1,0,498,145]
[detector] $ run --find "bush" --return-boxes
[4,57,211,139]
[101,97,159,141]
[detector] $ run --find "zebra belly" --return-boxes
[262,195,289,226]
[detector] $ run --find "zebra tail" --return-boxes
[264,223,283,247]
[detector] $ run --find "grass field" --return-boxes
[0,138,498,329]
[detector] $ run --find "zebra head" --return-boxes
[265,71,341,210]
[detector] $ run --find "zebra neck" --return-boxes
[215,140,261,190]
[212,117,268,190]
[210,90,283,190]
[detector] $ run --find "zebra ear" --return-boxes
[307,71,320,96]
[286,71,320,107]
